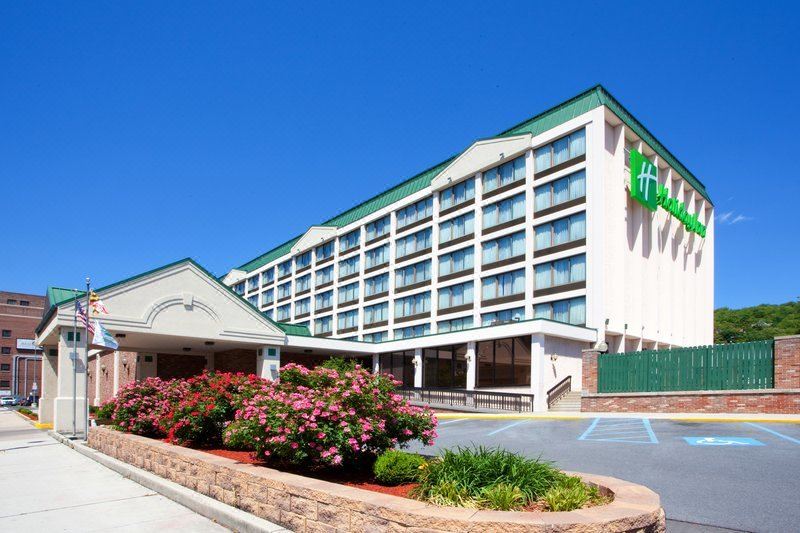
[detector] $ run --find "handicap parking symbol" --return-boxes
[684,437,764,446]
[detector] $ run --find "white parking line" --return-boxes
[487,420,528,436]
[438,418,466,426]
[746,423,800,445]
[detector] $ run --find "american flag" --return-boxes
[76,300,95,334]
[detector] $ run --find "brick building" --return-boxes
[0,291,45,398]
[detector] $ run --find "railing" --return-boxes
[399,387,535,412]
[598,340,775,393]
[546,375,572,408]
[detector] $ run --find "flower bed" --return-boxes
[88,426,666,532]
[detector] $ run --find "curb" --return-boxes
[434,412,800,423]
[48,431,290,533]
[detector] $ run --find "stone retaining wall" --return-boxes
[88,427,665,532]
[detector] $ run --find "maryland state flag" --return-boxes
[91,319,119,350]
[89,291,109,315]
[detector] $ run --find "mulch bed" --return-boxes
[203,448,418,498]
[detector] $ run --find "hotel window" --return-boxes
[534,296,586,325]
[364,302,389,325]
[233,282,245,295]
[439,212,474,244]
[534,212,586,250]
[295,251,311,270]
[316,265,333,285]
[482,231,525,265]
[482,269,525,301]
[278,282,292,300]
[438,247,474,277]
[477,337,531,387]
[481,307,525,326]
[534,170,586,211]
[263,268,275,285]
[365,273,389,296]
[278,260,292,278]
[315,290,333,310]
[535,254,586,289]
[263,309,273,320]
[276,304,291,321]
[394,324,430,340]
[339,229,360,253]
[6,299,17,305]
[295,297,310,316]
[438,281,474,310]
[440,177,475,210]
[296,274,311,293]
[365,244,389,269]
[396,197,433,229]
[364,331,388,343]
[338,255,360,278]
[395,260,431,289]
[20,300,29,306]
[337,309,358,330]
[338,281,360,304]
[394,291,431,318]
[316,241,334,261]
[261,288,274,306]
[365,215,390,241]
[1,349,10,356]
[534,129,586,172]
[437,316,474,333]
[423,345,468,388]
[246,276,259,291]
[396,228,432,259]
[483,193,525,229]
[315,315,332,335]
[482,155,526,193]
[0,361,9,367]
[247,295,258,306]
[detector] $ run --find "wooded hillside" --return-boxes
[715,300,800,343]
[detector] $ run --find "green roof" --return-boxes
[235,84,711,275]
[37,257,310,337]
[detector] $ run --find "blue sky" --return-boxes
[1,2,798,309]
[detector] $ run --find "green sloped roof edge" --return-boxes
[231,84,710,274]
[37,258,311,337]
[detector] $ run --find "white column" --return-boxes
[53,328,88,435]
[372,353,380,374]
[112,351,120,395]
[413,348,423,387]
[204,354,215,371]
[94,353,102,406]
[38,347,58,424]
[258,346,281,380]
[465,341,476,390]
[531,333,547,412]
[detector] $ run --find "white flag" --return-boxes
[91,319,119,350]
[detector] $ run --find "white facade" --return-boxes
[224,100,714,358]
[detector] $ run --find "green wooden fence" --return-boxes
[597,340,774,393]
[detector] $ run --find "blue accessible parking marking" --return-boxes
[684,437,764,446]
[578,418,658,444]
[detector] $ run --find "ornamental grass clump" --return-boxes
[373,450,427,485]
[413,446,600,511]
[103,377,186,437]
[223,363,437,469]
[160,371,271,447]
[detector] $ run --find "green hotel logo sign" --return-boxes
[629,149,707,238]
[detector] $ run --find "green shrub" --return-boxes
[542,475,602,512]
[414,446,564,508]
[319,357,358,373]
[373,450,426,485]
[95,400,115,420]
[479,483,526,511]
[19,408,32,416]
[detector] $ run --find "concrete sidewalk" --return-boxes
[0,407,230,532]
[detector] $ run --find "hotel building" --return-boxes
[35,85,713,431]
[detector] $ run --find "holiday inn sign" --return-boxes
[629,149,707,238]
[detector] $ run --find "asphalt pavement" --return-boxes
[408,416,800,533]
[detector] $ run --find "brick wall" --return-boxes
[0,291,46,396]
[214,349,256,374]
[581,336,800,414]
[157,353,207,380]
[88,426,666,533]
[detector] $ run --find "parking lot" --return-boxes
[408,417,800,532]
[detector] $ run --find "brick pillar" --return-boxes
[582,349,600,394]
[774,335,800,389]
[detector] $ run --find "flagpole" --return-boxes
[84,277,91,441]
[72,289,78,437]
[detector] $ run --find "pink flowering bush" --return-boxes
[223,363,437,468]
[159,371,270,447]
[103,377,186,437]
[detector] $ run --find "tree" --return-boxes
[714,300,800,344]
